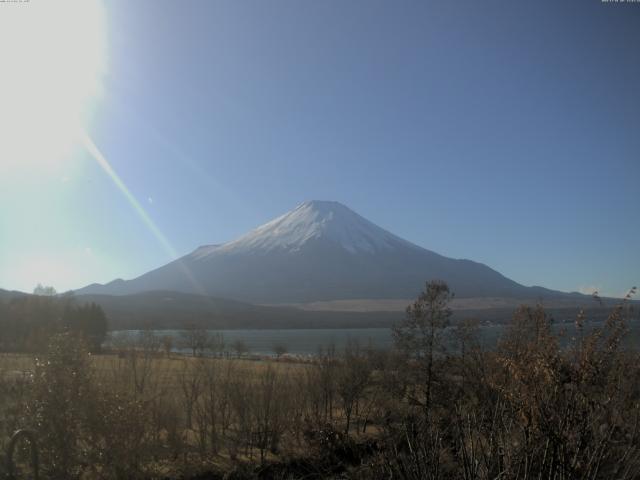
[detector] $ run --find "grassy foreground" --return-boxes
[0,283,639,479]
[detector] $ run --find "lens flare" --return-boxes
[80,131,207,296]
[0,0,106,172]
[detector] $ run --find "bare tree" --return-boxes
[180,325,211,357]
[194,357,237,455]
[232,338,249,358]
[250,366,290,464]
[205,332,225,357]
[33,284,57,296]
[336,341,372,434]
[160,335,173,358]
[178,361,202,430]
[392,280,452,417]
[272,343,288,358]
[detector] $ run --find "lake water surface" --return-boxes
[111,320,639,356]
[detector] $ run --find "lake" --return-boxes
[110,319,639,356]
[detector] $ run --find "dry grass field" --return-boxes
[1,284,639,479]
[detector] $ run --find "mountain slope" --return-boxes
[75,200,576,303]
[0,288,29,302]
[75,290,402,330]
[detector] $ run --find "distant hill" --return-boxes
[75,200,588,304]
[1,287,630,331]
[0,288,29,302]
[74,290,628,331]
[75,290,402,330]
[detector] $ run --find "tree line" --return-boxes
[0,293,108,353]
[0,281,638,479]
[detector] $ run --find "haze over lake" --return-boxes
[112,320,640,356]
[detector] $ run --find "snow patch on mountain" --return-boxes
[192,200,416,259]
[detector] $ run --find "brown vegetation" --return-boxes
[0,283,638,479]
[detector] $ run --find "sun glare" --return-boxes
[0,0,106,172]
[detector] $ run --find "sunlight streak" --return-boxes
[80,130,207,296]
[0,0,106,172]
[106,94,248,215]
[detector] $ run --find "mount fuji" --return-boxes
[75,201,571,304]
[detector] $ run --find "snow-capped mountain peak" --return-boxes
[193,200,413,258]
[75,200,567,303]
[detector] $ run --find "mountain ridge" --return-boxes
[192,200,419,257]
[74,200,584,303]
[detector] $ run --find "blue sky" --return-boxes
[0,0,638,297]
